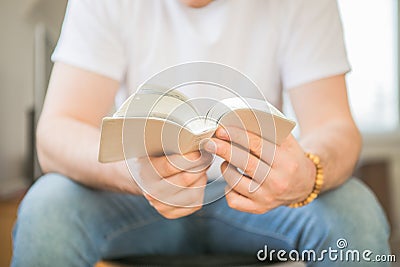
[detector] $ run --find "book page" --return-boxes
[98,117,215,162]
[114,90,201,128]
[206,97,295,145]
[99,88,218,162]
[99,95,295,162]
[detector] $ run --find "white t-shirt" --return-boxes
[52,0,350,110]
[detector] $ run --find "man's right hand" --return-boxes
[38,63,214,209]
[128,151,212,219]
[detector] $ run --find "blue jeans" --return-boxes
[12,173,390,266]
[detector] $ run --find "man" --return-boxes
[12,0,390,266]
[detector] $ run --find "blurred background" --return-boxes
[0,0,399,266]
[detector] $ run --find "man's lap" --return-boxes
[12,173,390,266]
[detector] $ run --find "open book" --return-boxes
[98,89,296,163]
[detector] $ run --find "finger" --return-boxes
[221,161,262,198]
[159,204,202,219]
[224,186,264,214]
[146,175,206,208]
[145,193,202,219]
[165,150,214,174]
[215,127,275,165]
[144,168,207,199]
[161,174,207,207]
[164,206,202,219]
[144,151,212,178]
[205,138,272,185]
[165,167,208,188]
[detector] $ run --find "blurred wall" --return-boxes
[0,0,66,185]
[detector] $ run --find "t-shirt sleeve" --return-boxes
[279,0,350,90]
[52,0,126,81]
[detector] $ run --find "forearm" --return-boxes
[299,119,362,191]
[37,116,141,195]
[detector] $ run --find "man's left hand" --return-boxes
[204,127,316,214]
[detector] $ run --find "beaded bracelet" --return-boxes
[288,152,324,208]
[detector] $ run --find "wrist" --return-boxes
[112,161,142,195]
[289,153,324,208]
[305,153,317,192]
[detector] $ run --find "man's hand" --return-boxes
[128,151,212,219]
[204,127,316,214]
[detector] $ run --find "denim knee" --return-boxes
[12,173,102,267]
[299,178,390,260]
